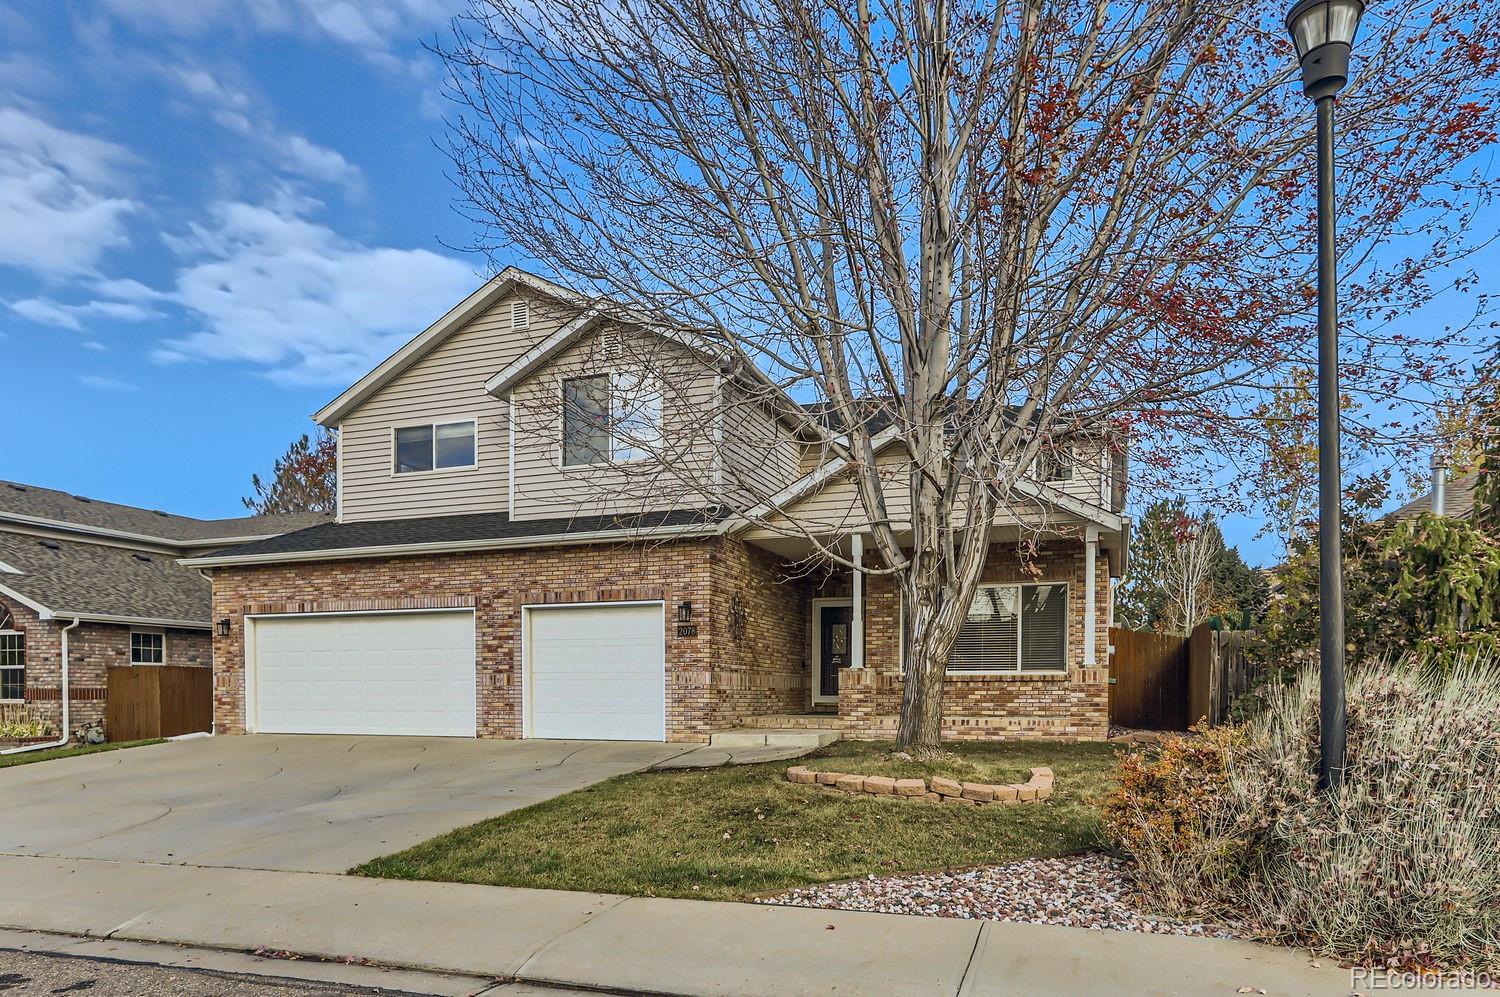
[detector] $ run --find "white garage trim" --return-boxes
[244,608,477,737]
[521,600,666,741]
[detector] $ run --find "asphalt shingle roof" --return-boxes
[0,531,210,622]
[202,507,725,561]
[0,479,330,543]
[1386,472,1479,522]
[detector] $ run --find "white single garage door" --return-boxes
[251,611,476,737]
[526,603,665,741]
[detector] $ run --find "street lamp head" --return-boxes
[1286,0,1365,100]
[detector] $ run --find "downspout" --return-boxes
[1,616,81,755]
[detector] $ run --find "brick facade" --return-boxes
[833,539,1111,741]
[0,595,211,738]
[209,536,806,742]
[206,534,1110,744]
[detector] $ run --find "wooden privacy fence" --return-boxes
[1110,624,1259,730]
[1108,626,1189,730]
[1188,625,1259,727]
[106,665,212,741]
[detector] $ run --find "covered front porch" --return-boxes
[735,521,1122,741]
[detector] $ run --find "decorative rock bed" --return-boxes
[786,765,1054,805]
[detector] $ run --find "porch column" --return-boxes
[850,533,864,670]
[1084,526,1099,667]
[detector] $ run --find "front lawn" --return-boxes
[0,739,164,769]
[354,739,1120,901]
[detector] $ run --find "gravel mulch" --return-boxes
[756,852,1243,939]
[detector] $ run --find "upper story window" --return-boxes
[561,373,664,467]
[947,583,1068,673]
[130,631,164,664]
[394,420,477,474]
[1036,445,1074,483]
[0,631,23,700]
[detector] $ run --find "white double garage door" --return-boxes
[246,603,666,740]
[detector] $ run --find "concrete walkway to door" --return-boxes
[0,735,685,872]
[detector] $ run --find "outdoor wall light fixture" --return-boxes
[1286,0,1363,795]
[677,601,693,624]
[218,618,232,636]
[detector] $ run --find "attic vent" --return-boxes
[132,553,153,563]
[511,299,530,330]
[152,510,169,517]
[600,329,623,361]
[8,484,26,492]
[72,495,92,503]
[38,539,61,550]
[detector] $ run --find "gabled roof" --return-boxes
[0,531,211,627]
[0,480,329,546]
[313,267,590,428]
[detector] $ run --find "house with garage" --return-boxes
[0,481,327,743]
[184,268,1129,744]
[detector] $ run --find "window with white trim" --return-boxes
[948,583,1068,672]
[130,631,164,664]
[0,631,23,700]
[561,372,664,467]
[1037,445,1074,482]
[393,420,477,474]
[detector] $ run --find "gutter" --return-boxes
[1,616,79,755]
[0,512,289,550]
[177,520,724,569]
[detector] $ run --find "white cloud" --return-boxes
[8,296,161,330]
[99,0,459,64]
[78,374,139,391]
[162,64,362,190]
[151,199,477,386]
[0,107,139,276]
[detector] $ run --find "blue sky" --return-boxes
[1,0,480,522]
[0,2,1490,566]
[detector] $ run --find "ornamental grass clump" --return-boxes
[1111,655,1500,972]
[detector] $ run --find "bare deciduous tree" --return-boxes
[435,0,1500,749]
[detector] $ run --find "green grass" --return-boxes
[354,739,1121,901]
[0,739,164,769]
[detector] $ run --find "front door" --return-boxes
[815,603,853,703]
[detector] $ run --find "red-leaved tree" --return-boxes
[436,0,1500,749]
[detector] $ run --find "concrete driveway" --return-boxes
[0,735,685,872]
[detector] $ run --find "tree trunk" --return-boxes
[896,622,949,751]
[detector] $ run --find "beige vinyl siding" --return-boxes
[719,383,802,511]
[509,325,721,521]
[338,292,572,523]
[744,447,1086,540]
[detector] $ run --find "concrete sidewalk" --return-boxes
[0,853,1351,996]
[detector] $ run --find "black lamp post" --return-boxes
[1286,0,1364,793]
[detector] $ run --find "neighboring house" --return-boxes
[1386,468,1479,522]
[0,481,327,739]
[184,268,1130,743]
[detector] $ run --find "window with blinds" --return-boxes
[947,583,1067,672]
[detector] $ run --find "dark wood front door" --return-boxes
[817,604,853,700]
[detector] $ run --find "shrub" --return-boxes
[1115,655,1500,972]
[1103,723,1240,858]
[0,705,55,740]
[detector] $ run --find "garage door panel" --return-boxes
[252,612,476,737]
[528,604,665,741]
